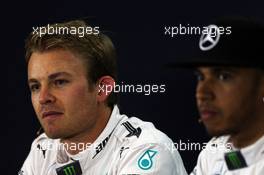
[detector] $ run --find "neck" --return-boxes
[61,105,112,155]
[229,115,264,149]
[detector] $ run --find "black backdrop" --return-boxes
[6,0,264,174]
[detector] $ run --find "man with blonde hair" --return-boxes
[19,20,187,175]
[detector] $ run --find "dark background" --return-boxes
[6,0,264,174]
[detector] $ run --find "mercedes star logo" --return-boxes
[199,24,220,51]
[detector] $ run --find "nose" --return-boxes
[196,79,215,103]
[39,86,56,105]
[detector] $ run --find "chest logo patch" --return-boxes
[138,149,157,170]
[56,160,82,175]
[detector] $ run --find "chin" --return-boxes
[44,129,63,139]
[45,133,60,139]
[205,126,228,137]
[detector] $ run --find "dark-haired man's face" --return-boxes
[28,50,99,139]
[195,67,264,137]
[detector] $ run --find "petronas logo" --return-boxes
[138,149,157,170]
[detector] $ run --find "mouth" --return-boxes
[42,111,64,120]
[199,107,220,122]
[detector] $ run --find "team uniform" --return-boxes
[19,105,187,175]
[190,135,264,175]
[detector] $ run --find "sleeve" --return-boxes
[190,151,204,175]
[18,134,46,175]
[18,145,35,175]
[116,143,188,175]
[190,140,215,175]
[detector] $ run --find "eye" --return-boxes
[194,71,204,81]
[217,72,232,81]
[30,84,40,92]
[54,79,69,87]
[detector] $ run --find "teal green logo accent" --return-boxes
[228,152,241,168]
[138,149,157,170]
[63,165,76,175]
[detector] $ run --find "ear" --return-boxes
[258,73,264,102]
[96,76,115,103]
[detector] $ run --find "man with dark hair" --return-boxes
[169,17,264,174]
[19,20,187,175]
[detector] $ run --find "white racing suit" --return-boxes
[19,105,187,175]
[190,135,264,175]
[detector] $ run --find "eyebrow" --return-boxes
[28,72,72,84]
[195,67,237,73]
[211,67,237,73]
